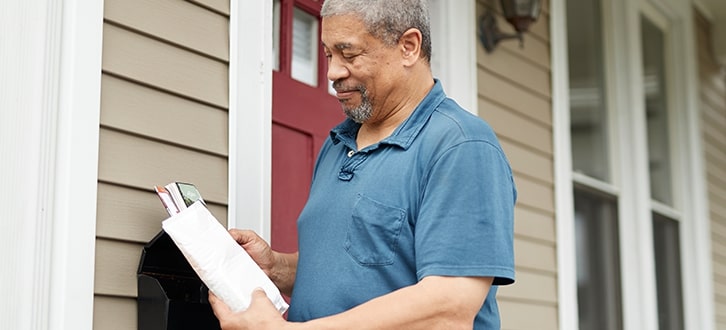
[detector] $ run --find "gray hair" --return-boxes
[321,0,432,62]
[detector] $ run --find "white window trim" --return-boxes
[228,1,274,242]
[0,0,103,328]
[629,1,714,329]
[550,1,580,329]
[667,1,715,329]
[607,1,661,328]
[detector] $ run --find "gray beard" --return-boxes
[343,87,372,124]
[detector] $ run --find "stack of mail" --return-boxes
[162,201,289,314]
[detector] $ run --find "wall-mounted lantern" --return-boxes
[479,0,542,53]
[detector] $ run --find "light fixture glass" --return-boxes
[478,0,542,53]
[501,0,541,32]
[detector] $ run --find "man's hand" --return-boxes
[228,229,276,276]
[227,229,298,295]
[209,289,291,330]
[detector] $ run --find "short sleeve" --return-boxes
[414,140,516,285]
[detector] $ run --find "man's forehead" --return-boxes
[321,29,364,50]
[332,42,353,50]
[322,15,366,36]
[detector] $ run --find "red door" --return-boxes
[271,0,343,252]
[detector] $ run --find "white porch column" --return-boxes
[0,0,103,329]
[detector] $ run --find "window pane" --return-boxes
[567,0,610,181]
[575,188,622,330]
[292,7,318,86]
[273,0,281,71]
[641,17,673,205]
[653,213,684,330]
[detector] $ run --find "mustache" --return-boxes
[332,81,366,93]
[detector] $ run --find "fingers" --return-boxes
[228,229,261,246]
[250,288,275,309]
[208,291,233,319]
[210,288,271,317]
[251,287,268,299]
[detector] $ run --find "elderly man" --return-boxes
[210,0,516,329]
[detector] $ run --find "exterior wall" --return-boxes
[93,0,230,328]
[695,10,726,330]
[475,0,557,329]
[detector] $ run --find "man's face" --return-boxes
[321,15,400,124]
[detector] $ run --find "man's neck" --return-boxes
[355,75,434,150]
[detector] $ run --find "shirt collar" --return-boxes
[330,79,447,150]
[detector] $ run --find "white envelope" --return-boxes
[162,201,289,314]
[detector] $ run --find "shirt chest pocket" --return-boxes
[345,194,406,266]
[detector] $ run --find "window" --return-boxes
[640,14,684,330]
[565,1,686,329]
[574,188,622,330]
[566,0,623,328]
[652,213,684,330]
[291,7,318,86]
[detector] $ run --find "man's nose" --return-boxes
[326,57,349,82]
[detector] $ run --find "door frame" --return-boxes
[228,0,274,241]
[228,0,479,240]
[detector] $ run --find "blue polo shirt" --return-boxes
[287,80,516,329]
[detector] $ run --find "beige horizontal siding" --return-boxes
[96,182,228,244]
[514,239,557,273]
[187,0,229,16]
[498,31,551,70]
[713,232,726,261]
[93,296,136,329]
[712,218,726,240]
[696,10,726,330]
[95,238,142,297]
[482,98,553,155]
[100,74,228,156]
[711,197,726,219]
[499,299,558,330]
[105,0,229,61]
[96,1,229,328]
[514,207,556,243]
[97,129,228,203]
[714,261,726,282]
[501,139,554,185]
[478,71,552,127]
[477,47,551,97]
[499,270,558,304]
[476,1,556,329]
[701,82,726,110]
[102,22,228,108]
[515,176,555,214]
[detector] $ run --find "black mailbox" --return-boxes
[137,230,220,329]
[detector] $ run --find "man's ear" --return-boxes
[399,28,423,66]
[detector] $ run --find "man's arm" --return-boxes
[268,251,297,296]
[302,276,492,330]
[210,275,493,330]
